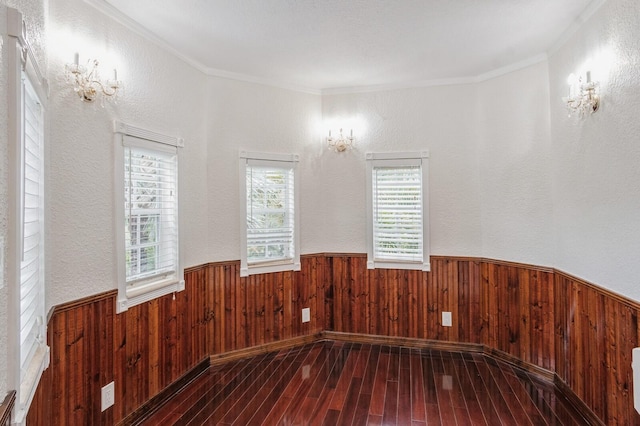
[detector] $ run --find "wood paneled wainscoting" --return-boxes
[25,254,640,425]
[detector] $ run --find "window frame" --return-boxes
[239,151,301,277]
[6,7,50,424]
[114,121,184,313]
[365,151,430,271]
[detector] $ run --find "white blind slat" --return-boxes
[124,145,178,284]
[372,165,423,262]
[19,73,45,382]
[246,165,295,264]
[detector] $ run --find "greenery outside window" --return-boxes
[239,151,300,277]
[366,152,430,271]
[114,122,184,312]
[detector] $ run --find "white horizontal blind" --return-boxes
[372,165,423,262]
[246,163,295,264]
[20,73,45,382]
[124,144,178,285]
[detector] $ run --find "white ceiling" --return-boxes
[94,0,596,93]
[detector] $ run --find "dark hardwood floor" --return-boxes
[142,341,590,425]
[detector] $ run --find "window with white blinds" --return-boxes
[366,152,430,271]
[124,141,178,284]
[20,73,46,385]
[115,127,184,313]
[240,152,300,277]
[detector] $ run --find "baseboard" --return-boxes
[117,357,210,426]
[321,331,485,354]
[209,333,324,366]
[482,347,555,383]
[554,377,606,426]
[0,391,15,426]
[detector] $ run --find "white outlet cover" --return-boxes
[101,381,115,411]
[442,311,452,327]
[302,308,311,323]
[442,375,453,390]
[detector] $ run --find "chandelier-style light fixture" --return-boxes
[65,54,122,103]
[327,128,354,152]
[562,71,600,118]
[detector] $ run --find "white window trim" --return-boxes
[5,7,50,425]
[366,151,431,271]
[239,151,301,277]
[114,121,184,313]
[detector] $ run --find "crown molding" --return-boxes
[547,0,608,56]
[85,0,602,96]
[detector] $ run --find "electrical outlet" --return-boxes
[302,307,310,323]
[101,381,115,411]
[442,375,453,390]
[442,311,452,327]
[302,365,311,379]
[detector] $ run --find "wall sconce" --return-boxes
[562,71,600,118]
[327,128,354,152]
[65,53,122,103]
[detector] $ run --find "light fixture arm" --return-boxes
[562,73,600,118]
[327,128,354,152]
[65,57,122,104]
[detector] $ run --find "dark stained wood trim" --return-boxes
[554,268,640,310]
[479,256,555,273]
[323,331,556,383]
[51,289,118,314]
[0,391,15,426]
[209,333,324,366]
[315,252,368,258]
[117,357,211,426]
[322,331,484,354]
[184,261,235,273]
[483,347,555,383]
[554,377,606,426]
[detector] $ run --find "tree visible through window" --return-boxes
[246,166,293,263]
[366,152,430,271]
[124,146,177,284]
[240,152,300,277]
[373,165,423,261]
[115,125,184,313]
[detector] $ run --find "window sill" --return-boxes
[117,277,185,313]
[367,259,431,271]
[240,259,301,277]
[15,343,49,426]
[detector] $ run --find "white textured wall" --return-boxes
[205,79,321,261]
[0,0,47,402]
[47,0,210,308]
[549,0,640,299]
[2,0,640,407]
[321,86,484,256]
[476,62,554,266]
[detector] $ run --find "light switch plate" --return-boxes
[302,308,310,323]
[101,381,115,411]
[442,311,452,327]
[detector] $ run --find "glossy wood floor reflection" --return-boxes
[143,341,590,425]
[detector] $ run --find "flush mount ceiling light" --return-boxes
[562,71,600,118]
[327,128,354,152]
[65,53,122,104]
